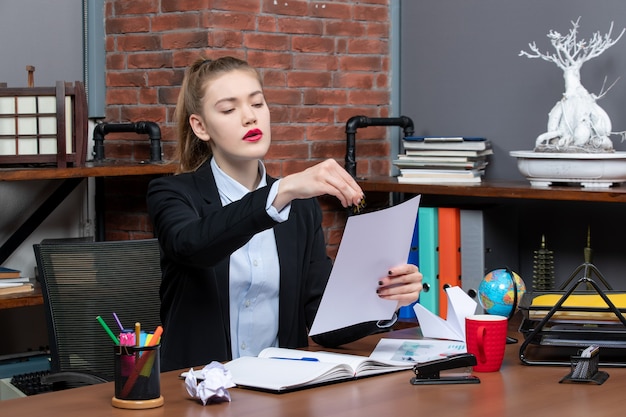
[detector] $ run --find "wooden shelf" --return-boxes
[0,161,178,310]
[357,176,626,204]
[0,286,42,310]
[0,160,178,181]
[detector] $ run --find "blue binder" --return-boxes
[399,215,420,319]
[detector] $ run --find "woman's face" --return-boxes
[190,68,271,173]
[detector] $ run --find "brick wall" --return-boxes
[102,0,392,257]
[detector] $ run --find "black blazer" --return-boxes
[147,160,380,371]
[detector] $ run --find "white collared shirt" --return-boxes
[210,158,291,358]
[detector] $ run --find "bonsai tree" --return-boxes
[520,18,625,153]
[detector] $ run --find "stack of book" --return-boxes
[393,136,492,184]
[0,266,34,296]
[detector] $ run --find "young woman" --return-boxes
[147,57,423,372]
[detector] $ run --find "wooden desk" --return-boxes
[3,325,625,417]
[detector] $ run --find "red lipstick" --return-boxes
[243,128,263,142]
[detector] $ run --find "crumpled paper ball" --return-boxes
[184,361,236,405]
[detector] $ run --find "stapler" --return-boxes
[410,353,480,385]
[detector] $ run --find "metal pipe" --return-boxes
[345,115,414,177]
[92,121,162,162]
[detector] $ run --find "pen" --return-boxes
[113,312,124,331]
[270,357,320,362]
[96,315,120,345]
[135,322,141,347]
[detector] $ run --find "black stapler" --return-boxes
[410,353,480,385]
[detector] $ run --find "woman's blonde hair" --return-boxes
[174,56,261,173]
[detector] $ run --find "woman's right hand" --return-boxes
[272,159,364,211]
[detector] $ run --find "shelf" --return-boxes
[0,287,42,310]
[0,160,178,181]
[357,176,626,204]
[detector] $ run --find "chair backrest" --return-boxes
[34,238,162,381]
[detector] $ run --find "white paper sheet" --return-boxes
[309,195,421,336]
[412,286,477,341]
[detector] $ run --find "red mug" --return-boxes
[465,314,508,372]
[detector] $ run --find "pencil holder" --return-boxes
[111,344,164,409]
[559,348,609,385]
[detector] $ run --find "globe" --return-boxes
[478,269,526,317]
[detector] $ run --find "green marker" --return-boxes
[96,315,120,345]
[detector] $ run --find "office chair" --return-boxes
[33,238,162,389]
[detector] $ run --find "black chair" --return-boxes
[33,238,162,389]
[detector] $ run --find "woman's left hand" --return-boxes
[376,264,423,309]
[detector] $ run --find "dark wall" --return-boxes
[399,2,626,289]
[400,1,626,181]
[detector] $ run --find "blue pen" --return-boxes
[270,357,319,362]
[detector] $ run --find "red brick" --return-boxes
[265,143,310,160]
[277,17,323,35]
[303,89,347,106]
[339,56,383,72]
[308,2,353,19]
[161,0,208,13]
[151,13,201,32]
[212,0,261,13]
[209,30,245,49]
[305,124,344,141]
[139,88,158,105]
[287,71,332,88]
[311,141,345,159]
[354,4,389,22]
[147,69,185,87]
[263,0,309,16]
[162,32,208,49]
[107,53,126,70]
[325,21,367,37]
[292,36,335,53]
[120,106,166,123]
[366,21,390,38]
[264,87,301,105]
[206,12,256,31]
[294,54,338,71]
[106,72,147,88]
[117,34,161,52]
[290,106,334,123]
[347,38,388,55]
[158,87,181,105]
[348,90,390,105]
[114,0,158,15]
[271,125,307,142]
[244,33,290,51]
[106,88,139,105]
[107,17,151,34]
[128,52,173,69]
[263,70,287,87]
[247,51,292,70]
[333,73,375,89]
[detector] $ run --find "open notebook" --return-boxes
[193,347,413,393]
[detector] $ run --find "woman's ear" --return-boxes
[189,114,210,142]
